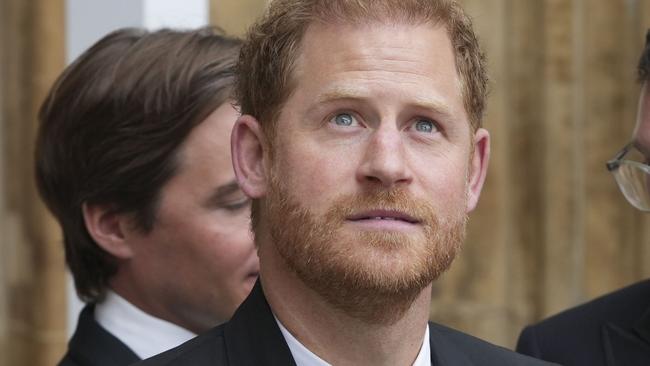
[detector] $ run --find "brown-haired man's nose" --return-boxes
[356,129,413,188]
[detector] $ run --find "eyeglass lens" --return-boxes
[613,161,650,211]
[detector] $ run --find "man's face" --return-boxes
[124,102,258,333]
[629,82,650,205]
[247,21,489,320]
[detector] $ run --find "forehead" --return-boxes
[174,103,237,175]
[296,19,457,77]
[286,20,465,121]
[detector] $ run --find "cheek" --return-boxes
[204,218,255,264]
[287,160,353,216]
[164,216,235,261]
[275,141,355,205]
[417,155,469,207]
[185,233,246,281]
[637,129,650,152]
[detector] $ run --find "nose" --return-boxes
[356,128,413,188]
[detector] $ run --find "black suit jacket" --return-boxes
[517,279,650,366]
[58,304,140,366]
[137,281,555,365]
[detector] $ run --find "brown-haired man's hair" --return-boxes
[35,27,241,302]
[235,0,488,230]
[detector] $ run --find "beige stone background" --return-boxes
[2,0,650,364]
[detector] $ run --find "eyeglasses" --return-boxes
[607,141,650,211]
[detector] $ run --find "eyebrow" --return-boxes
[313,87,456,118]
[204,180,242,206]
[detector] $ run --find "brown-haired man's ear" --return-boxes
[82,203,134,259]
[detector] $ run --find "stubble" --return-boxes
[264,175,467,325]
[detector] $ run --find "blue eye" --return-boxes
[332,113,355,126]
[414,119,437,133]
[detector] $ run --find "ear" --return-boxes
[466,128,490,213]
[82,202,134,259]
[231,114,269,199]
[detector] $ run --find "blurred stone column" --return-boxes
[540,0,585,316]
[0,0,7,361]
[2,0,67,365]
[433,0,550,348]
[210,0,268,37]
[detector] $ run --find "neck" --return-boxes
[259,238,431,366]
[109,270,205,334]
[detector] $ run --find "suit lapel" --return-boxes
[602,312,650,366]
[224,280,297,366]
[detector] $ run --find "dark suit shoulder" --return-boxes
[59,304,140,366]
[534,280,650,329]
[429,322,557,365]
[521,279,650,340]
[58,353,82,366]
[516,279,650,365]
[134,325,227,365]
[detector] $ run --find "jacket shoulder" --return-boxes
[516,279,650,364]
[59,304,140,366]
[429,322,557,365]
[57,353,81,366]
[522,279,650,337]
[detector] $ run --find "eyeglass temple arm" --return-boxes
[606,142,634,171]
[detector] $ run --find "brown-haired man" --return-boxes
[139,1,556,365]
[35,27,258,365]
[516,30,650,366]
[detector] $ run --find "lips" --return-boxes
[346,210,420,224]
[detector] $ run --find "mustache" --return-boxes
[324,188,436,224]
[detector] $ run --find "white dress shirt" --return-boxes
[94,290,196,359]
[276,316,431,366]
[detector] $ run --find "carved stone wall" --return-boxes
[2,2,650,364]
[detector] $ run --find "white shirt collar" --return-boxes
[94,290,196,359]
[275,316,431,366]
